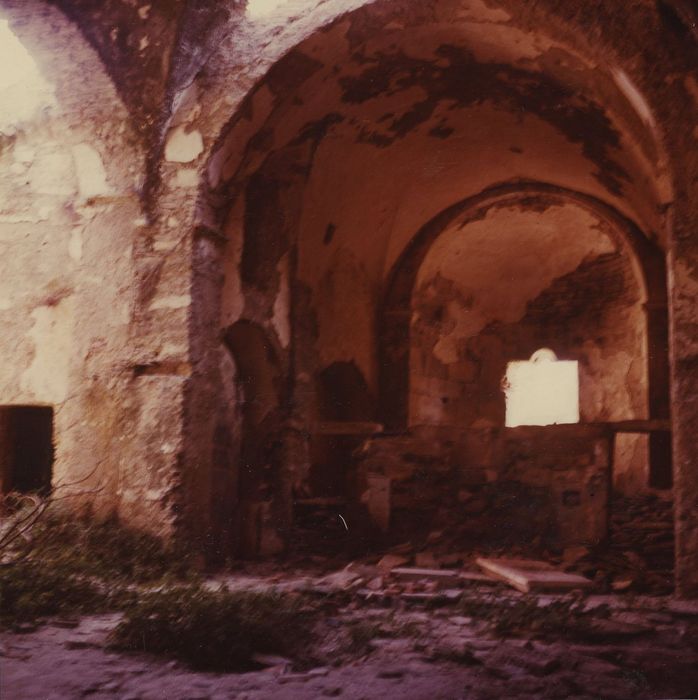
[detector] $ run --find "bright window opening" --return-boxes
[0,19,55,132]
[504,348,579,427]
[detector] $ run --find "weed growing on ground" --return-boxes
[0,499,196,628]
[10,509,195,583]
[109,586,315,671]
[0,560,105,627]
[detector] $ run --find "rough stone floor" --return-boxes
[2,567,698,700]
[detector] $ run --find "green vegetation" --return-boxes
[0,559,105,626]
[0,498,321,671]
[0,498,194,629]
[109,587,314,672]
[8,509,195,583]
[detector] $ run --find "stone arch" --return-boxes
[186,0,685,566]
[316,361,375,423]
[0,0,144,189]
[378,181,670,485]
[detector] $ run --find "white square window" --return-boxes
[504,349,579,427]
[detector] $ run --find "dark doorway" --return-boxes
[0,406,54,495]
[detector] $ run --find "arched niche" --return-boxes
[192,0,677,550]
[221,320,288,557]
[316,361,375,423]
[378,183,670,487]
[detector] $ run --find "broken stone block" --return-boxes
[563,546,590,565]
[366,576,384,590]
[459,571,498,585]
[377,554,410,572]
[390,567,461,588]
[476,557,593,593]
[611,578,634,592]
[437,552,465,567]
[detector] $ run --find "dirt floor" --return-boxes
[3,565,698,700]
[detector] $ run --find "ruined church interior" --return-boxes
[0,0,697,698]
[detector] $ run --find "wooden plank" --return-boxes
[476,557,592,593]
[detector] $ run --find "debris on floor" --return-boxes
[4,574,698,700]
[475,558,593,593]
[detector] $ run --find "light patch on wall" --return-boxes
[72,144,110,199]
[149,294,191,311]
[612,68,655,129]
[504,349,579,427]
[69,229,83,262]
[20,297,74,403]
[272,254,291,348]
[247,0,290,18]
[0,20,56,131]
[165,125,204,163]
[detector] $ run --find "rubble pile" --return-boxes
[563,492,674,595]
[609,492,674,587]
[420,480,555,549]
[289,480,675,595]
[290,498,350,559]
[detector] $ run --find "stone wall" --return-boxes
[0,1,154,527]
[0,0,695,594]
[357,424,611,549]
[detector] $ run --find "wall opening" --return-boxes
[222,321,286,558]
[316,361,374,422]
[0,406,54,495]
[504,349,579,427]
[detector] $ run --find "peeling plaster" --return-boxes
[149,294,191,310]
[72,144,111,199]
[20,297,74,403]
[272,253,291,348]
[165,125,204,163]
[68,228,83,261]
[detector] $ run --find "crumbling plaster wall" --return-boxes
[0,2,165,530]
[173,4,692,568]
[410,203,647,426]
[408,201,650,488]
[201,4,669,425]
[30,0,696,591]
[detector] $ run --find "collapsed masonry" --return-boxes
[0,0,696,595]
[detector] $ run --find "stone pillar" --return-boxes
[645,300,672,489]
[670,239,698,598]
